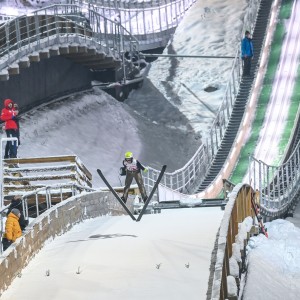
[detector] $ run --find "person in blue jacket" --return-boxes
[241,30,254,76]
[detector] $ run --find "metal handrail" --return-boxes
[21,182,95,219]
[0,4,140,72]
[74,0,188,9]
[142,47,243,195]
[88,0,196,35]
[249,136,300,217]
[0,182,95,253]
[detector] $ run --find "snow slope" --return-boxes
[13,88,199,187]
[242,219,300,300]
[0,208,224,300]
[141,0,248,136]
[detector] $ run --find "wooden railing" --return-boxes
[2,155,92,206]
[208,183,255,300]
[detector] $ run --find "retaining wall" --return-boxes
[0,56,93,112]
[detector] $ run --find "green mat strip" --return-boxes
[229,0,296,184]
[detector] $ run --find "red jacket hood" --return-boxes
[4,99,13,108]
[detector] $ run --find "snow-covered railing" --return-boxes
[0,4,139,73]
[145,145,210,194]
[0,182,95,246]
[21,183,95,218]
[144,0,261,195]
[206,46,242,159]
[208,183,254,300]
[1,154,93,207]
[249,138,300,217]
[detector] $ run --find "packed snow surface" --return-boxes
[242,218,300,299]
[1,208,224,300]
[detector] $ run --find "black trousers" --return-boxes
[5,129,18,158]
[243,57,252,76]
[123,171,147,201]
[2,237,12,251]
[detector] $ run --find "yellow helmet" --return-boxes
[125,151,133,159]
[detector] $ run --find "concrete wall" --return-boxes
[0,190,133,296]
[0,56,93,112]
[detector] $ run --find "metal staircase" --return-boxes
[196,0,273,192]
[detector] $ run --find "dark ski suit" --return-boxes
[122,158,148,203]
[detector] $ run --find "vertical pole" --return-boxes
[0,137,18,207]
[5,22,10,67]
[0,139,3,208]
[24,196,29,221]
[35,193,40,217]
[259,160,262,207]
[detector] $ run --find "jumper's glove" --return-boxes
[143,167,148,173]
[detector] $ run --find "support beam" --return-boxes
[141,53,235,59]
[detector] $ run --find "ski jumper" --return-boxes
[122,158,147,202]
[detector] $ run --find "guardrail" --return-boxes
[89,0,196,35]
[0,4,139,73]
[22,183,95,218]
[0,183,95,253]
[143,49,242,194]
[249,138,300,218]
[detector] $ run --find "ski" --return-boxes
[250,189,268,238]
[136,165,167,222]
[97,169,136,221]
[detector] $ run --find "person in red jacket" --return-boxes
[1,99,19,158]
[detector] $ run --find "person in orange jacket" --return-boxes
[1,99,19,158]
[2,208,22,251]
